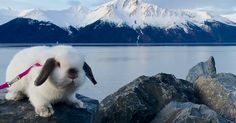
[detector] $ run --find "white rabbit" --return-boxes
[5,45,97,117]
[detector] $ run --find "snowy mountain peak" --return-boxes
[19,9,48,21]
[85,0,216,28]
[83,0,161,27]
[88,0,235,28]
[114,0,142,8]
[17,5,90,27]
[109,0,155,14]
[223,13,236,23]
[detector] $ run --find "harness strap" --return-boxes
[0,63,42,89]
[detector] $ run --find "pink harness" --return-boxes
[0,63,42,89]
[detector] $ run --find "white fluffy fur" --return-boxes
[5,45,86,117]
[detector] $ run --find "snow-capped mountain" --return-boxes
[83,0,232,28]
[223,13,236,23]
[0,0,234,28]
[19,6,90,27]
[0,0,236,44]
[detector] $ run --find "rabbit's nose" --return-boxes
[67,68,78,79]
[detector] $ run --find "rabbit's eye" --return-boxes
[56,62,61,68]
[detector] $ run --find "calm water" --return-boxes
[1,46,236,101]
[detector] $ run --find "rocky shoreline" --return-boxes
[97,56,236,123]
[1,56,236,123]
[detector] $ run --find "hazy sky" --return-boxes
[0,0,235,14]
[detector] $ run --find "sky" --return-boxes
[0,0,235,14]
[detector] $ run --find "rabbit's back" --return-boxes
[6,46,51,81]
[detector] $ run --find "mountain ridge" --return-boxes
[0,0,235,28]
[1,17,236,44]
[0,0,236,44]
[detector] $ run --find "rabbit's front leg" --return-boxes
[35,104,54,117]
[29,95,54,117]
[66,94,84,108]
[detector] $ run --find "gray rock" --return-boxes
[195,74,236,120]
[186,56,216,83]
[214,73,236,91]
[97,73,197,123]
[151,101,233,123]
[0,91,99,123]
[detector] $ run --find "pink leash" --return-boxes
[0,63,42,89]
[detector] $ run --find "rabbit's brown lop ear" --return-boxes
[83,62,97,85]
[34,58,56,86]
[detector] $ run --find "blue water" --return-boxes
[1,46,236,101]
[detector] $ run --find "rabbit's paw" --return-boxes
[35,104,54,117]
